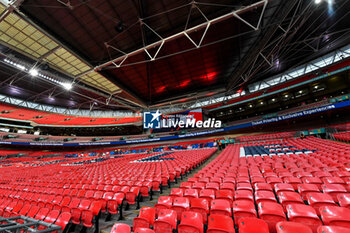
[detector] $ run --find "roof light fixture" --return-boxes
[29,69,39,77]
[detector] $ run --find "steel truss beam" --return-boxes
[96,0,268,70]
[0,0,147,109]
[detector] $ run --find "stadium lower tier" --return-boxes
[0,148,216,232]
[129,137,350,233]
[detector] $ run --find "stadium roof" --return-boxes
[0,0,349,112]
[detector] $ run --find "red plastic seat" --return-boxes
[111,223,131,233]
[337,193,350,208]
[192,182,206,191]
[210,199,231,217]
[178,211,204,233]
[38,210,60,230]
[81,201,101,228]
[274,183,295,195]
[236,183,253,192]
[277,192,303,211]
[266,177,283,186]
[306,193,337,215]
[317,226,350,233]
[71,199,91,224]
[283,177,302,190]
[26,205,40,218]
[171,197,190,220]
[199,189,215,203]
[322,177,345,185]
[302,177,323,190]
[126,186,140,206]
[254,183,273,192]
[215,190,234,206]
[320,206,350,228]
[134,228,155,233]
[276,221,313,233]
[258,202,286,233]
[133,207,155,231]
[189,198,209,224]
[55,212,71,231]
[255,190,277,205]
[184,189,199,200]
[207,214,234,233]
[238,217,269,233]
[232,200,257,226]
[220,183,235,192]
[206,182,220,191]
[35,208,50,221]
[321,184,347,202]
[169,188,183,198]
[62,197,80,213]
[18,203,31,216]
[153,209,177,233]
[154,196,172,216]
[180,182,192,191]
[298,184,320,200]
[235,190,254,202]
[286,204,322,233]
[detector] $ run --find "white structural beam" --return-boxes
[95,0,268,71]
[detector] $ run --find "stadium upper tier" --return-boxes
[0,102,141,126]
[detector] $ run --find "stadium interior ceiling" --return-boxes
[0,0,349,113]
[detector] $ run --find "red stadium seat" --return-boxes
[210,199,232,217]
[207,214,234,233]
[169,188,183,198]
[171,197,190,220]
[235,190,254,202]
[274,183,295,195]
[276,221,313,233]
[215,190,234,206]
[199,189,215,203]
[189,198,209,224]
[55,212,71,231]
[134,228,155,233]
[297,184,320,200]
[320,206,350,228]
[286,204,322,233]
[133,207,155,231]
[232,200,257,226]
[153,209,177,233]
[178,211,204,233]
[337,193,350,208]
[111,223,131,233]
[258,202,286,233]
[277,192,303,211]
[184,189,199,200]
[306,193,337,215]
[321,184,347,202]
[317,226,350,233]
[154,196,172,216]
[255,190,277,205]
[238,217,269,233]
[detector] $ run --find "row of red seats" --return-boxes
[130,204,350,233]
[333,131,350,142]
[0,148,216,229]
[143,139,350,233]
[0,102,141,125]
[0,198,71,231]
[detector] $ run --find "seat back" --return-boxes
[207,214,234,233]
[178,211,203,233]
